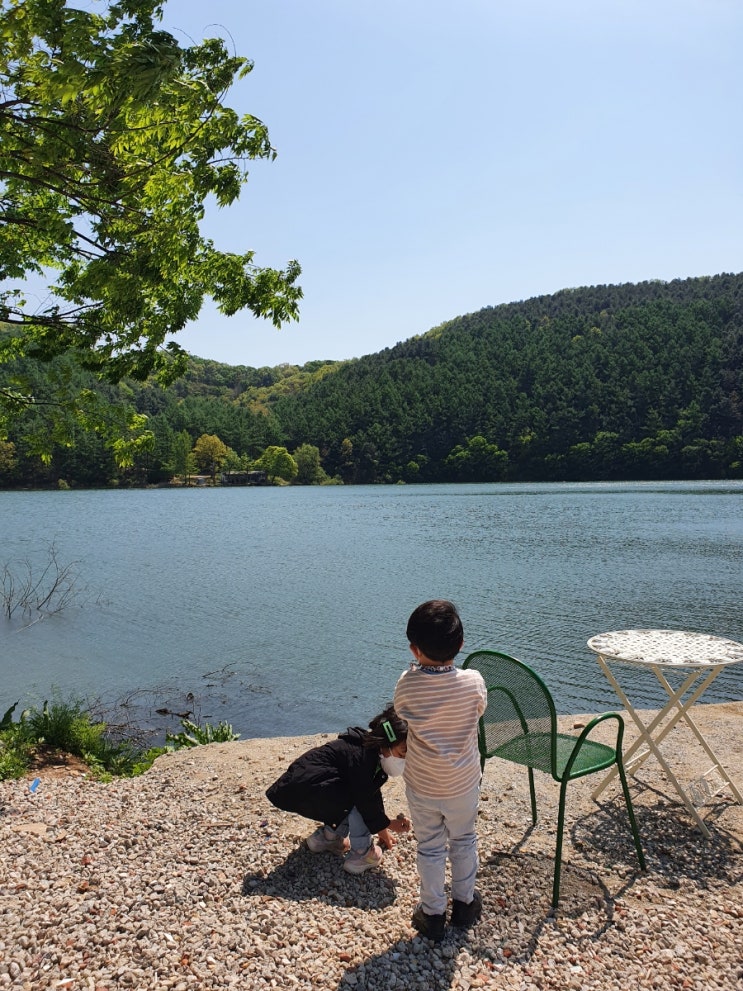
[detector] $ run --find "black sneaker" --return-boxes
[411,906,446,942]
[450,889,482,928]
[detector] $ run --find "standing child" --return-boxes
[393,600,487,941]
[265,705,411,874]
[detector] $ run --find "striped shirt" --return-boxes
[393,664,487,798]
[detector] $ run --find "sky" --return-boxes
[161,0,742,369]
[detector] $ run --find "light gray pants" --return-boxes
[405,783,480,915]
[329,807,371,852]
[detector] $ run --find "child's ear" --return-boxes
[409,644,421,660]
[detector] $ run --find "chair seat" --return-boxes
[493,731,617,779]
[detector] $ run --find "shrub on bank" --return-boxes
[0,698,238,781]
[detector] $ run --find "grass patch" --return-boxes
[0,696,240,781]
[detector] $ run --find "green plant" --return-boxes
[0,701,31,779]
[1,700,19,731]
[0,739,30,779]
[0,717,33,778]
[129,746,170,777]
[23,697,103,753]
[0,697,241,781]
[17,696,140,778]
[166,718,240,749]
[80,737,135,777]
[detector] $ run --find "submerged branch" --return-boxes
[1,542,79,622]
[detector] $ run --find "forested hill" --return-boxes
[266,273,743,482]
[2,273,742,486]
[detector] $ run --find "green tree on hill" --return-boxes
[293,443,327,484]
[193,434,229,482]
[0,439,16,478]
[254,445,298,484]
[166,430,196,485]
[444,435,508,482]
[2,274,742,487]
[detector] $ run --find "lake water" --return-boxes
[2,482,742,741]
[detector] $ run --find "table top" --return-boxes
[587,629,743,669]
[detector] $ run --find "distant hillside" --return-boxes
[1,273,742,486]
[266,273,743,482]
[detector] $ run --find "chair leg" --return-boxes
[527,768,538,825]
[616,756,646,872]
[552,778,569,908]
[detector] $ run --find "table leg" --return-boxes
[629,668,720,765]
[592,661,701,790]
[591,659,726,837]
[653,669,743,805]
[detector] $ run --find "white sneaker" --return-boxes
[306,827,350,855]
[343,842,383,874]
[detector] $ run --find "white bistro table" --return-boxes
[587,628,743,838]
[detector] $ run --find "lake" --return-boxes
[2,481,742,741]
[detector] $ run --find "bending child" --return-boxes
[394,599,487,941]
[265,705,411,874]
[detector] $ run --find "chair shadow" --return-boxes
[242,844,399,909]
[492,777,743,905]
[581,777,743,890]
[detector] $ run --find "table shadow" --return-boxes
[586,777,743,890]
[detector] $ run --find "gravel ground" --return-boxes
[1,702,742,991]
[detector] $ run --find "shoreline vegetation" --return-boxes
[2,702,741,989]
[0,696,241,782]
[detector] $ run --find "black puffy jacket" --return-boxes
[265,726,390,834]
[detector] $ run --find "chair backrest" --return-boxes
[462,649,558,762]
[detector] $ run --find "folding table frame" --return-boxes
[588,629,743,838]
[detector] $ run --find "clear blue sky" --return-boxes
[164,0,742,369]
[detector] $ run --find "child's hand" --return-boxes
[377,827,395,850]
[388,813,411,834]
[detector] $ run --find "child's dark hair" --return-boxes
[364,704,408,749]
[406,599,463,662]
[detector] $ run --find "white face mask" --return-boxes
[380,754,406,777]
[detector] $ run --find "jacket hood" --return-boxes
[337,726,368,747]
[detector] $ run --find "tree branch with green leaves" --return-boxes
[0,0,301,462]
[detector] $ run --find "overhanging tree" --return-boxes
[0,0,301,461]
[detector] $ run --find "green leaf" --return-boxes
[1,701,19,731]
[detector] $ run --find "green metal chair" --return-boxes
[462,649,645,908]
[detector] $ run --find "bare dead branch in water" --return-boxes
[1,542,79,622]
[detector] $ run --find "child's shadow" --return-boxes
[242,846,398,909]
[335,930,481,991]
